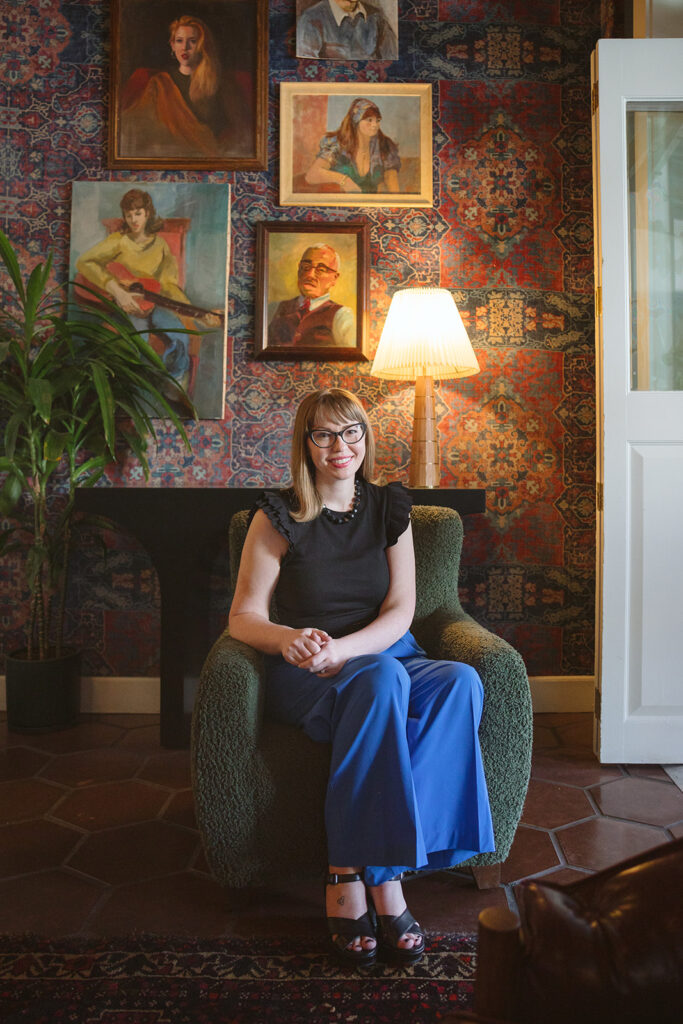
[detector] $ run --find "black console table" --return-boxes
[75,487,486,747]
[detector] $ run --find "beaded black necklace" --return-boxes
[321,479,362,525]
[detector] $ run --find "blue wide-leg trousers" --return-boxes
[265,631,495,886]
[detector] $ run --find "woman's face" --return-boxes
[171,26,200,73]
[123,205,149,237]
[307,415,366,487]
[358,115,381,138]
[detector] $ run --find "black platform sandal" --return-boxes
[326,871,377,968]
[376,907,425,966]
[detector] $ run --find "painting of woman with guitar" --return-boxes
[75,188,223,400]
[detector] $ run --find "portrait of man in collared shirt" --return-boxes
[296,0,398,61]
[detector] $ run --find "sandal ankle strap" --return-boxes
[326,871,363,885]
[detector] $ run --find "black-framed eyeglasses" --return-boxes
[298,260,337,276]
[307,422,367,448]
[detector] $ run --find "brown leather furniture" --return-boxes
[449,836,683,1024]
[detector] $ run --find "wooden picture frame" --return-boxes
[279,82,432,207]
[108,0,268,170]
[69,181,230,420]
[255,221,369,362]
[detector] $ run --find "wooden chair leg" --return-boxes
[471,863,502,889]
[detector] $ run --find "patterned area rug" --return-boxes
[0,933,476,1023]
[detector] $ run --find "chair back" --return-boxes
[228,502,465,624]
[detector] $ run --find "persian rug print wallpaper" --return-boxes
[0,1,602,680]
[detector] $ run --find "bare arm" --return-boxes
[228,510,330,664]
[304,156,362,193]
[299,523,416,676]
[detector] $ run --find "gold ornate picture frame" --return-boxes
[279,82,433,208]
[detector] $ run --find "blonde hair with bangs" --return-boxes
[289,389,375,522]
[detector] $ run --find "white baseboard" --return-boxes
[0,676,160,714]
[2,674,593,715]
[529,676,594,713]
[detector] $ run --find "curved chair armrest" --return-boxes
[433,613,530,706]
[192,629,266,749]
[428,611,533,865]
[191,630,276,884]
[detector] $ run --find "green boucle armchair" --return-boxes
[191,504,532,890]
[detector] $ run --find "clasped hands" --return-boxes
[281,627,346,677]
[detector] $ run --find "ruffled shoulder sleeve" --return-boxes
[250,489,297,547]
[385,481,412,547]
[317,134,342,163]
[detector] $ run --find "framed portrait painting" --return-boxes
[69,180,230,420]
[255,221,369,362]
[296,0,399,61]
[279,82,432,207]
[108,0,268,170]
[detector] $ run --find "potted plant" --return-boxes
[0,229,195,731]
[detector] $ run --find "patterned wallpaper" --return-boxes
[0,0,605,679]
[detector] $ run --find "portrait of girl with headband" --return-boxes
[304,97,401,194]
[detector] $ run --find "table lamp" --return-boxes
[370,287,480,488]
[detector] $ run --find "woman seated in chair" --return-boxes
[229,388,494,967]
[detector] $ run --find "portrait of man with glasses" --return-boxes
[267,243,355,348]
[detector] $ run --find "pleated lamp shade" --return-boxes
[370,287,480,380]
[370,287,480,488]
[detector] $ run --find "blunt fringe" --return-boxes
[289,388,375,522]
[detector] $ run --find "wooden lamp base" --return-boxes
[409,375,440,488]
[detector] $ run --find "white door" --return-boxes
[592,38,683,763]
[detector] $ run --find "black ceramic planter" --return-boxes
[5,648,81,732]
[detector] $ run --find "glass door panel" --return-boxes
[627,106,683,391]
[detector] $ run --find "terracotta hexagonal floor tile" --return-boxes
[39,746,145,788]
[117,723,162,749]
[553,715,594,748]
[0,778,64,824]
[532,749,623,787]
[0,819,82,878]
[593,776,683,827]
[670,823,683,839]
[501,825,560,884]
[138,751,192,789]
[192,845,212,875]
[0,870,104,936]
[406,871,510,933]
[86,871,232,937]
[12,721,124,755]
[51,779,169,830]
[521,779,594,829]
[162,788,196,830]
[93,714,158,729]
[532,724,560,750]
[625,764,673,782]
[0,717,25,748]
[67,819,199,885]
[0,745,51,781]
[557,817,669,872]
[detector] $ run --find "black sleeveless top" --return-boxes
[253,479,411,638]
